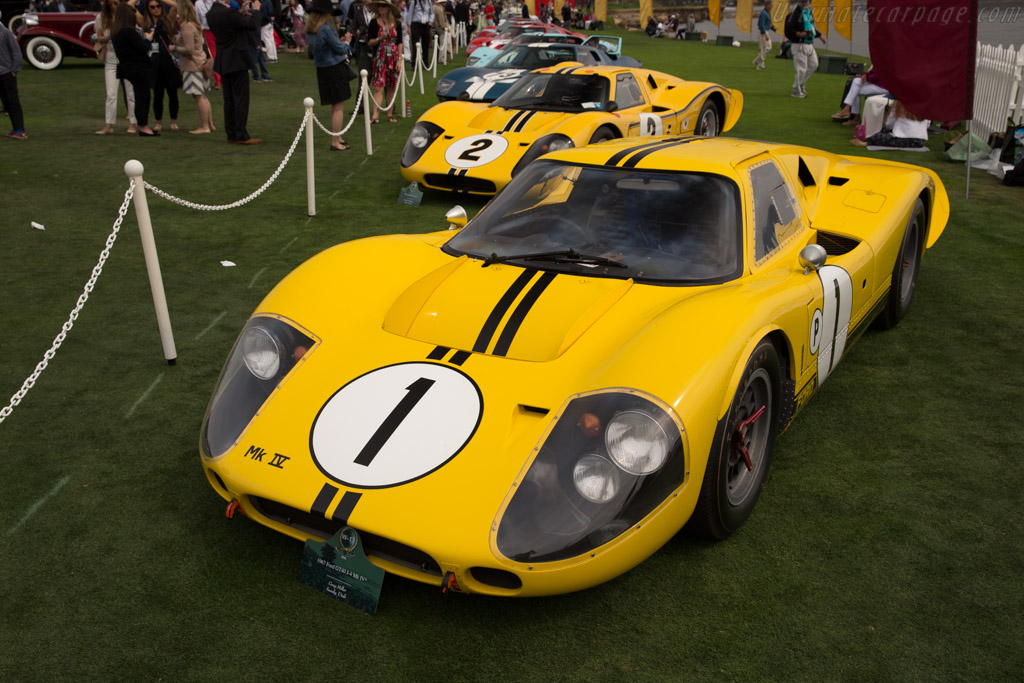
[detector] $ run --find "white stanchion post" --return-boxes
[304,97,316,216]
[400,58,408,118]
[416,43,425,94]
[361,70,373,155]
[431,34,439,77]
[124,160,177,365]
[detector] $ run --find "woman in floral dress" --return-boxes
[367,0,402,123]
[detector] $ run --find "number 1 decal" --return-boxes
[811,265,853,386]
[310,363,483,488]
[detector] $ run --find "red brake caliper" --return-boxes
[732,405,766,471]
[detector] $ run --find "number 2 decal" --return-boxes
[810,265,853,386]
[444,134,509,169]
[457,138,493,162]
[310,363,483,488]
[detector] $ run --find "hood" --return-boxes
[383,257,633,362]
[467,106,576,135]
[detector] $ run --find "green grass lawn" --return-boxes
[2,32,1022,680]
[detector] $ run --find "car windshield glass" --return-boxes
[489,45,580,69]
[444,161,743,284]
[492,72,611,112]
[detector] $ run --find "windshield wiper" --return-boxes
[482,249,627,268]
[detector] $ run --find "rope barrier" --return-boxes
[144,110,309,210]
[310,80,367,137]
[0,184,136,426]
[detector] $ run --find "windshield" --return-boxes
[492,71,611,112]
[486,45,581,69]
[444,161,743,284]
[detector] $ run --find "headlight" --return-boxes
[466,55,479,66]
[495,390,687,563]
[437,78,456,95]
[401,121,443,167]
[25,13,40,27]
[606,410,671,475]
[200,316,316,459]
[510,134,575,177]
[573,454,620,503]
[241,325,281,380]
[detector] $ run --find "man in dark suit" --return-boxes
[208,0,261,144]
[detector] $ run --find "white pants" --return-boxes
[843,78,888,115]
[753,33,771,68]
[792,43,818,95]
[104,49,136,125]
[261,23,277,62]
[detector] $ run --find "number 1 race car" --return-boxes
[200,136,948,597]
[402,64,741,195]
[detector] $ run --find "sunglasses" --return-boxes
[149,3,161,8]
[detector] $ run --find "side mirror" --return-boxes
[446,205,468,230]
[605,101,618,113]
[798,244,827,274]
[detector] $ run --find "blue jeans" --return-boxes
[251,45,270,80]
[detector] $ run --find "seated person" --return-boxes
[832,68,888,125]
[851,101,930,148]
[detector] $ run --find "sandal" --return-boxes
[170,122,180,131]
[387,116,398,123]
[370,117,379,124]
[329,142,351,151]
[831,113,852,122]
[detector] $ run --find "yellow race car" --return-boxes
[201,137,948,597]
[400,64,742,195]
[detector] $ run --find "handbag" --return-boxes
[201,42,215,79]
[346,61,358,81]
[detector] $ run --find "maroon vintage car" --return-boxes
[17,10,99,70]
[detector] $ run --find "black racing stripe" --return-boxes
[513,110,536,132]
[458,169,469,176]
[605,139,679,167]
[331,491,362,524]
[310,483,338,517]
[447,167,457,175]
[621,137,700,168]
[427,346,450,360]
[473,269,537,353]
[503,110,525,132]
[492,272,556,357]
[449,350,471,365]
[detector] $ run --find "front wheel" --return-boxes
[7,13,24,33]
[696,100,720,137]
[25,36,64,70]
[589,127,616,144]
[687,339,781,540]
[876,198,926,329]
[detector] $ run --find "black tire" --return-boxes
[696,100,720,137]
[687,339,781,540]
[588,127,616,144]
[876,198,926,330]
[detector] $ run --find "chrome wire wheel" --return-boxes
[725,367,772,506]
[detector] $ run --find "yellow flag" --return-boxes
[553,0,564,20]
[593,0,606,22]
[770,0,790,34]
[708,0,720,27]
[639,0,653,30]
[735,0,753,34]
[812,0,828,36]
[833,0,852,40]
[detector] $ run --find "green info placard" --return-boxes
[298,527,385,615]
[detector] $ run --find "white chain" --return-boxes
[145,111,309,211]
[311,81,367,136]
[370,81,402,113]
[0,184,136,426]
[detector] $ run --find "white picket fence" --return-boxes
[973,42,1024,140]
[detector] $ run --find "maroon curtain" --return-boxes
[867,0,978,121]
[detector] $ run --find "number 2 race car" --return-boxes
[401,64,741,195]
[200,136,948,597]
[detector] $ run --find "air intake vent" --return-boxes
[816,231,860,256]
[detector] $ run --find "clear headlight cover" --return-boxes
[510,134,575,178]
[437,78,456,95]
[401,121,444,167]
[201,316,316,459]
[495,390,687,563]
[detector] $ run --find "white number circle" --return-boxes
[638,112,663,137]
[444,134,509,168]
[310,362,483,488]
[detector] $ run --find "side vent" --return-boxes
[648,74,658,89]
[797,157,816,187]
[816,231,860,256]
[828,177,850,186]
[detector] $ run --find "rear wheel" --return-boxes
[25,36,63,70]
[876,198,926,329]
[7,14,24,33]
[687,339,781,540]
[696,100,720,137]
[588,127,616,144]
